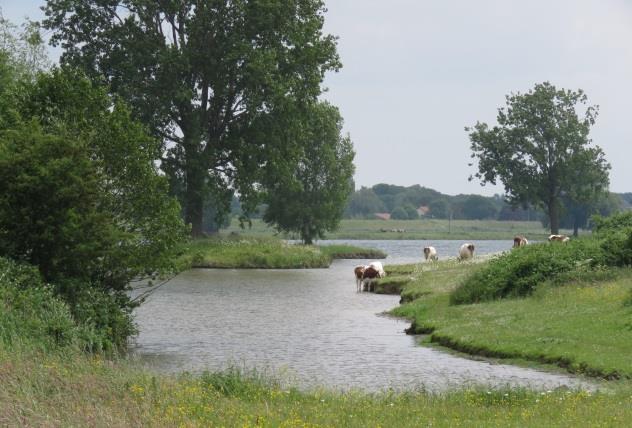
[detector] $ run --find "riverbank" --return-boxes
[224,218,569,240]
[2,345,631,427]
[379,259,632,380]
[175,236,386,270]
[2,255,632,425]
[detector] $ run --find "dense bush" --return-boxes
[451,239,606,305]
[0,68,186,350]
[0,257,83,350]
[593,212,632,267]
[592,211,632,234]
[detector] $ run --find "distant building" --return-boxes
[374,212,391,220]
[417,206,430,216]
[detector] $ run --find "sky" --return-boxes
[3,0,632,196]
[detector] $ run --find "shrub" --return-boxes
[451,239,605,305]
[0,257,83,350]
[592,213,632,267]
[599,227,632,267]
[592,211,632,234]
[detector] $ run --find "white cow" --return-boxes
[458,243,475,261]
[548,234,570,243]
[423,246,438,261]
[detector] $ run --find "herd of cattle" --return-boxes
[354,233,571,292]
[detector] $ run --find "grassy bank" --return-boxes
[387,259,632,380]
[175,236,385,270]
[2,257,632,426]
[2,346,631,427]
[224,218,568,240]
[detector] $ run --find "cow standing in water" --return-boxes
[355,261,386,292]
[354,265,366,292]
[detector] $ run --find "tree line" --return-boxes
[342,183,622,229]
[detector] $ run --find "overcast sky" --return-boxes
[3,0,632,196]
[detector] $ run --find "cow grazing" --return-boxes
[368,261,386,278]
[361,266,382,292]
[513,235,528,248]
[548,234,570,243]
[356,261,386,292]
[354,265,367,292]
[423,246,438,261]
[458,243,475,261]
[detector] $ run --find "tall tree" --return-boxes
[467,82,610,234]
[262,102,354,244]
[43,0,341,237]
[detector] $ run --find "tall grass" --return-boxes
[175,236,385,270]
[2,348,631,427]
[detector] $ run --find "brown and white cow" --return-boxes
[548,234,570,243]
[357,261,386,292]
[423,246,438,261]
[513,235,528,248]
[354,265,367,292]
[458,243,475,261]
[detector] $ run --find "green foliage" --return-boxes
[451,240,606,305]
[460,194,499,220]
[390,206,409,220]
[428,198,450,219]
[262,102,355,244]
[0,257,82,350]
[403,204,420,220]
[345,187,386,218]
[592,211,632,234]
[0,12,49,80]
[467,82,610,234]
[44,0,341,237]
[0,67,186,348]
[592,212,632,267]
[318,244,386,260]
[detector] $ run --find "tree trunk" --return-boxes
[573,214,580,237]
[184,149,205,238]
[548,197,560,235]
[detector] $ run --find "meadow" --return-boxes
[224,218,569,241]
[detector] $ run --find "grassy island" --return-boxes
[174,236,386,270]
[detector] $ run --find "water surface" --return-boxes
[132,240,590,392]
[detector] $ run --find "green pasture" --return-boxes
[225,218,568,240]
[389,261,632,379]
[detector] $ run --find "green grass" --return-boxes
[318,244,386,259]
[2,255,632,426]
[225,218,570,240]
[391,263,632,379]
[1,345,631,427]
[175,236,385,270]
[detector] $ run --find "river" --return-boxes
[132,239,591,392]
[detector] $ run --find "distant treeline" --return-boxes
[342,184,627,228]
[217,185,628,234]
